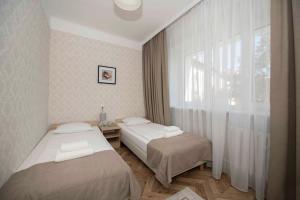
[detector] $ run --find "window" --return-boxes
[182,26,270,109]
[253,26,270,104]
[184,51,205,103]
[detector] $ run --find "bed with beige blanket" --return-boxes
[0,125,141,200]
[118,120,212,187]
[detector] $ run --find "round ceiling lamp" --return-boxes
[114,0,142,11]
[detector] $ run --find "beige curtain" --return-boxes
[294,1,300,198]
[268,0,299,199]
[142,30,171,125]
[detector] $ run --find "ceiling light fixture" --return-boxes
[113,0,142,11]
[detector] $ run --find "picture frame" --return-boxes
[98,65,116,84]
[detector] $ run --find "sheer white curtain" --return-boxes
[167,0,270,199]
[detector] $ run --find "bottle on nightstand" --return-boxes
[99,105,107,127]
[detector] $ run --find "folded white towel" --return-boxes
[54,148,94,162]
[60,141,89,152]
[164,130,183,138]
[164,126,180,132]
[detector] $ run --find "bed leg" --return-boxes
[199,164,205,171]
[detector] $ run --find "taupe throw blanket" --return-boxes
[147,133,212,187]
[0,150,141,200]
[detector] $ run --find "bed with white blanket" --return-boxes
[118,117,212,187]
[0,123,141,200]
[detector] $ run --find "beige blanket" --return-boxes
[0,150,141,200]
[147,133,212,187]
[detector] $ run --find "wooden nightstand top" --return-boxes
[98,123,120,132]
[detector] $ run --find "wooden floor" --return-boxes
[116,145,255,200]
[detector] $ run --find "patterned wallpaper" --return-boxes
[49,30,145,124]
[0,0,50,187]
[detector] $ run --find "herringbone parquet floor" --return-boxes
[116,144,255,200]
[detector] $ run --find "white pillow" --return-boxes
[54,122,93,134]
[122,117,150,126]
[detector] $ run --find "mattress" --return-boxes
[118,122,182,153]
[17,126,113,171]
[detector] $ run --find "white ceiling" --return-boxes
[41,0,200,47]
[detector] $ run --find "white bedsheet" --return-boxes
[118,123,183,153]
[17,127,113,171]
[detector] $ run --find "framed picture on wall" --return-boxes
[98,66,116,84]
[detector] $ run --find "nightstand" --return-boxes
[98,123,121,149]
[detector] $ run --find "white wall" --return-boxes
[0,0,50,187]
[48,30,145,124]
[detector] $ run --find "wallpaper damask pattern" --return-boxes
[0,0,50,187]
[49,30,145,124]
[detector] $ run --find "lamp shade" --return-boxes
[114,0,141,11]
